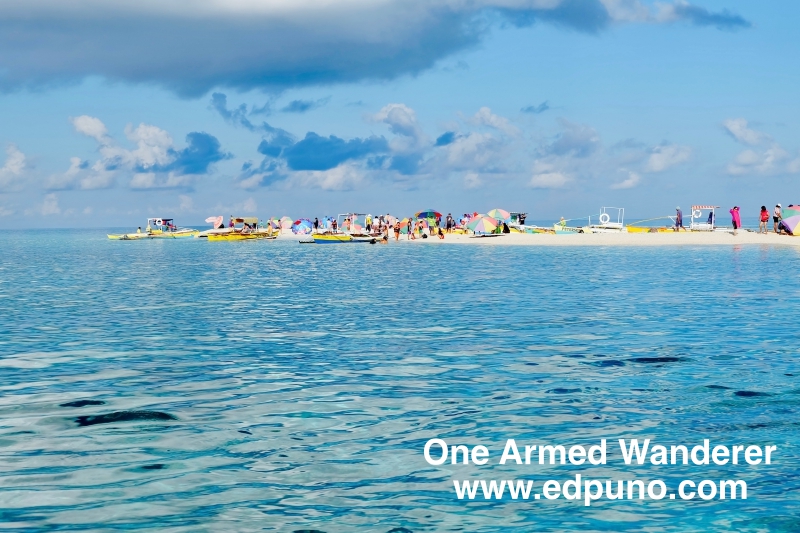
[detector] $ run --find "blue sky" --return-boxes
[0,0,797,228]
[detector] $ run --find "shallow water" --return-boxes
[1,230,798,532]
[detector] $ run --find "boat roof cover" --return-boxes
[232,217,259,224]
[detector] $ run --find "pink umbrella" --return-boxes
[205,215,223,228]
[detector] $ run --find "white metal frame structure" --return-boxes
[689,205,719,231]
[588,207,625,232]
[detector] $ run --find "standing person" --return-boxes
[393,220,401,241]
[674,207,683,231]
[730,206,741,236]
[406,218,412,240]
[313,218,319,231]
[445,213,453,233]
[759,206,769,234]
[365,214,372,232]
[774,204,782,233]
[332,219,338,232]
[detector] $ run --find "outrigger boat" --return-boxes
[552,207,627,234]
[108,218,198,240]
[202,216,278,241]
[312,213,378,244]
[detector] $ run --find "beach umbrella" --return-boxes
[280,216,293,229]
[205,215,223,228]
[291,219,313,235]
[398,217,411,234]
[416,209,442,219]
[781,205,800,234]
[467,215,498,234]
[487,208,511,222]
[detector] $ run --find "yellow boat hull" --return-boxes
[626,226,675,233]
[151,230,199,238]
[108,229,198,240]
[207,232,277,242]
[312,234,354,244]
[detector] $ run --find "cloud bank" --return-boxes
[47,116,230,190]
[0,0,750,96]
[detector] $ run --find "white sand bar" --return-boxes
[407,231,800,247]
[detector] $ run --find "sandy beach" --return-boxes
[287,231,800,247]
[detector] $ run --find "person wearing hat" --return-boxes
[774,204,782,233]
[674,206,683,231]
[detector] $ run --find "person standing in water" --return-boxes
[730,206,741,236]
[393,220,401,241]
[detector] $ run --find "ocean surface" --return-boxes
[1,230,798,532]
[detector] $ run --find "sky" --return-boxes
[0,0,798,228]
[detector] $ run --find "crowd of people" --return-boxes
[305,212,512,241]
[673,204,794,236]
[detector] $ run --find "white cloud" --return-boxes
[600,0,651,22]
[727,146,791,176]
[60,115,223,190]
[71,115,111,145]
[646,144,691,172]
[179,194,194,211]
[40,193,61,215]
[0,144,26,191]
[122,123,174,169]
[242,197,257,213]
[463,172,481,189]
[289,163,368,191]
[471,107,520,136]
[0,205,14,217]
[530,158,571,189]
[611,171,641,189]
[47,157,115,190]
[374,103,422,139]
[374,103,427,158]
[723,118,769,146]
[440,132,504,171]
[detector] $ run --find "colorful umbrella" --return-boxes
[399,217,411,234]
[205,215,223,228]
[487,209,511,222]
[280,216,293,229]
[416,209,442,219]
[781,205,800,234]
[291,219,313,235]
[467,215,498,234]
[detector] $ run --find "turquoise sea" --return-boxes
[1,230,798,532]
